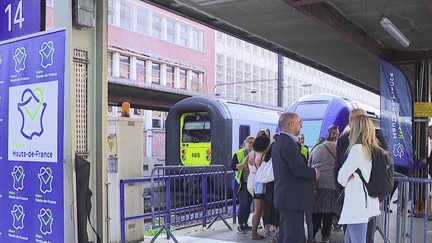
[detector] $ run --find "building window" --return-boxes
[216,54,225,87]
[236,85,242,100]
[108,52,113,77]
[191,71,200,92]
[120,1,131,29]
[167,19,176,43]
[179,69,187,89]
[192,28,202,50]
[235,39,242,48]
[152,63,160,84]
[152,14,162,39]
[268,70,275,79]
[152,111,162,128]
[226,57,234,81]
[136,59,146,83]
[245,43,251,51]
[137,8,148,34]
[119,55,130,79]
[166,66,174,87]
[108,0,114,24]
[236,60,243,79]
[227,35,234,45]
[217,31,223,41]
[180,24,189,47]
[260,68,266,79]
[244,63,251,80]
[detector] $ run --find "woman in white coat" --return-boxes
[337,114,380,243]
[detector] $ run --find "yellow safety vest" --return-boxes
[300,146,309,161]
[234,148,246,190]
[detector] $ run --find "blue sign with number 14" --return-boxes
[0,0,44,42]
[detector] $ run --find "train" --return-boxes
[163,94,380,202]
[284,94,380,148]
[165,96,283,168]
[166,94,380,167]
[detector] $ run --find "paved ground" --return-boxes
[143,194,432,243]
[144,215,346,243]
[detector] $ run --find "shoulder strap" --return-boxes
[255,153,266,169]
[323,144,336,159]
[355,168,368,208]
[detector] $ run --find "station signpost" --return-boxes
[0,0,45,42]
[0,29,65,242]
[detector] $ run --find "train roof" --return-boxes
[217,99,283,123]
[288,93,380,120]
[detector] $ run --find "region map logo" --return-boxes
[17,88,47,140]
[13,47,27,73]
[38,167,54,194]
[11,165,25,191]
[393,143,405,159]
[38,208,54,235]
[11,204,25,230]
[39,41,55,69]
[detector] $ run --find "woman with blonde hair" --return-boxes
[337,114,380,243]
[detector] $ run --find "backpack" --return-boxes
[356,147,394,199]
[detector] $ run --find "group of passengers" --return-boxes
[231,108,388,243]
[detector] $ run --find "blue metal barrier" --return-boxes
[120,177,153,243]
[119,166,237,243]
[377,175,432,243]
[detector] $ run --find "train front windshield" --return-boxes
[180,113,212,165]
[301,120,323,148]
[293,102,328,148]
[182,115,211,143]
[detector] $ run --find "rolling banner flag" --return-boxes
[380,59,413,169]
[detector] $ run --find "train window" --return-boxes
[295,103,328,119]
[239,125,250,148]
[182,114,211,143]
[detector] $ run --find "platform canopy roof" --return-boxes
[144,0,432,94]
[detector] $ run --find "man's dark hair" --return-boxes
[325,125,339,141]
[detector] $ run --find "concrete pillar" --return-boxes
[174,66,180,89]
[161,63,167,86]
[146,60,152,84]
[130,56,137,81]
[187,69,192,90]
[145,110,153,157]
[55,0,108,241]
[113,52,120,77]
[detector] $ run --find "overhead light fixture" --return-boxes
[380,17,410,47]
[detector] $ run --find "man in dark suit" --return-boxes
[272,113,320,243]
[334,109,388,243]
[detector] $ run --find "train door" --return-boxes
[179,112,212,165]
[260,123,277,140]
[238,125,251,149]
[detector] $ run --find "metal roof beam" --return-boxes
[281,0,384,60]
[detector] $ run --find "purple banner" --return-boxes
[380,59,413,168]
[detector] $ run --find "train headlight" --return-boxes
[206,149,211,161]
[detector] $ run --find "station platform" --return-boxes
[144,215,346,243]
[141,198,421,243]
